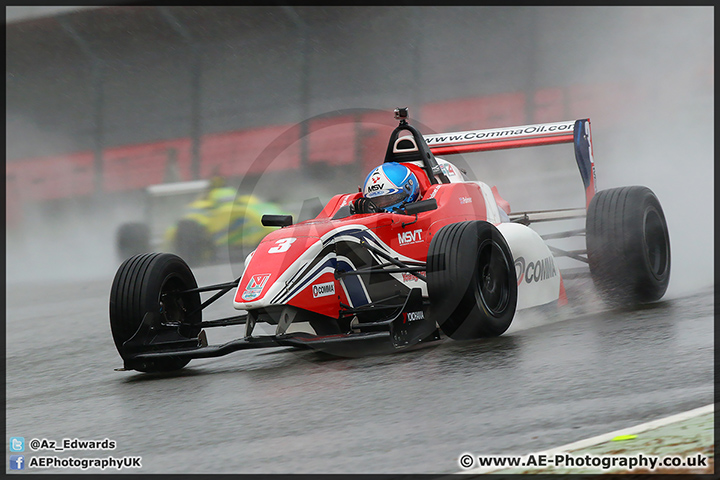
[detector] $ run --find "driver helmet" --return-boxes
[362,162,420,212]
[208,186,236,205]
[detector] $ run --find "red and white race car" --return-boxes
[109,107,671,373]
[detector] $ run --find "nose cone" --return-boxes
[233,223,328,309]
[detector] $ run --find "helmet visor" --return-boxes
[367,189,407,209]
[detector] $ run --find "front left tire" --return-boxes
[427,221,518,340]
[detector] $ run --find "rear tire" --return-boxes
[116,222,150,260]
[109,253,202,372]
[586,186,671,306]
[174,219,214,265]
[427,221,517,339]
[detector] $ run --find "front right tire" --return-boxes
[109,253,202,372]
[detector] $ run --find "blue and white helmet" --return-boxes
[362,162,420,212]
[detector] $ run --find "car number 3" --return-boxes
[268,238,297,253]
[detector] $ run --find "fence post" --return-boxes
[158,7,202,180]
[282,6,310,170]
[57,15,105,196]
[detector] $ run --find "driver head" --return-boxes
[362,162,420,212]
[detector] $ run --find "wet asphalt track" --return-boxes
[5,262,714,474]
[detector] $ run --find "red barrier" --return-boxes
[307,115,357,166]
[422,92,527,133]
[6,82,647,226]
[200,124,301,178]
[103,138,193,191]
[6,151,95,201]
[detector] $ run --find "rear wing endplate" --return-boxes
[424,119,597,208]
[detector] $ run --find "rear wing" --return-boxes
[423,119,596,208]
[146,179,210,197]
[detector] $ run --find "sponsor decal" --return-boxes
[429,187,439,199]
[514,257,526,285]
[525,255,557,283]
[241,273,271,301]
[366,171,385,192]
[459,196,472,204]
[404,310,425,323]
[423,122,575,145]
[514,256,557,285]
[241,290,261,301]
[398,228,423,246]
[440,163,457,177]
[312,281,336,298]
[401,271,426,282]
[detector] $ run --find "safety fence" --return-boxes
[6,81,644,225]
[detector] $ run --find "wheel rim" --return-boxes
[475,239,510,317]
[643,207,669,280]
[158,275,189,325]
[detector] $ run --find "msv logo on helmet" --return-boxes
[362,162,420,212]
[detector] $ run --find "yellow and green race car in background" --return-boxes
[115,180,289,265]
[164,188,288,264]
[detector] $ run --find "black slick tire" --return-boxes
[586,186,671,307]
[116,222,151,260]
[174,219,213,265]
[427,221,517,339]
[109,253,202,372]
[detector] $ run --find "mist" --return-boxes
[6,7,713,300]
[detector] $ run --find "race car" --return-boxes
[109,107,671,373]
[115,179,288,265]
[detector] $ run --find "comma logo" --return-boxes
[525,255,557,283]
[312,282,335,298]
[514,255,557,285]
[514,256,526,285]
